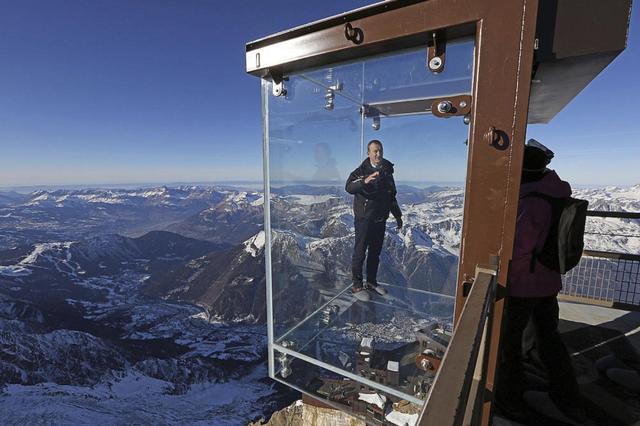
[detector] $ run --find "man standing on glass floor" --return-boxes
[345,139,403,302]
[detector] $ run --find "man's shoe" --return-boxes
[352,286,370,302]
[365,281,387,296]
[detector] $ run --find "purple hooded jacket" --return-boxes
[508,170,572,298]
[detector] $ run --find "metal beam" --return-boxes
[246,1,478,77]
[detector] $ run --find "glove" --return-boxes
[396,217,403,230]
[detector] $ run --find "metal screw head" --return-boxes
[463,114,471,125]
[459,100,467,108]
[429,56,442,71]
[437,101,452,114]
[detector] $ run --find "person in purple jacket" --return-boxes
[496,140,585,422]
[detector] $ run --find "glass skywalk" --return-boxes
[262,38,475,417]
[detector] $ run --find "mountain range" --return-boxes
[0,182,638,424]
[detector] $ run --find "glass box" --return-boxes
[262,38,475,420]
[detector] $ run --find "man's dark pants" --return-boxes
[351,218,386,288]
[497,295,580,405]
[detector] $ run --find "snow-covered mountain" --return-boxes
[0,297,297,424]
[167,190,264,244]
[0,182,638,425]
[0,186,238,250]
[0,229,296,423]
[145,187,465,329]
[0,191,28,208]
[574,184,640,253]
[15,186,226,208]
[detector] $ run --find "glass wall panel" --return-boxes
[264,38,474,405]
[266,62,364,342]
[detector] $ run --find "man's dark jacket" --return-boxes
[345,158,402,222]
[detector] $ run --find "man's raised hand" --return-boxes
[364,171,380,184]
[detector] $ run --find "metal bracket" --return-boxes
[431,95,472,118]
[277,340,296,378]
[427,31,446,73]
[494,283,508,301]
[270,71,287,97]
[362,105,382,130]
[462,276,474,298]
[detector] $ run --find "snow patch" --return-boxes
[0,265,32,277]
[244,231,265,257]
[386,410,419,426]
[286,194,338,205]
[358,392,386,409]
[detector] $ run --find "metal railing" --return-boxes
[560,210,640,309]
[561,250,640,307]
[418,265,498,426]
[415,211,639,426]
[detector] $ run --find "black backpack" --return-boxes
[526,193,589,274]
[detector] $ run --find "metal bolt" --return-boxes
[437,101,452,114]
[324,89,335,110]
[459,100,467,108]
[429,56,442,71]
[272,82,286,97]
[463,114,471,125]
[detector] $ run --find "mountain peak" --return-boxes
[244,231,266,257]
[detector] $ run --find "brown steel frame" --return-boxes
[246,0,540,423]
[419,265,498,425]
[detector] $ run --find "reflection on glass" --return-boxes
[363,41,474,104]
[264,39,474,406]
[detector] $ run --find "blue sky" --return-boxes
[0,0,638,188]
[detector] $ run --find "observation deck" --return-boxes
[246,0,634,424]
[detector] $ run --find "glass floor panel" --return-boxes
[274,281,454,401]
[274,347,425,424]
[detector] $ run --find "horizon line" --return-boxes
[1,179,638,194]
